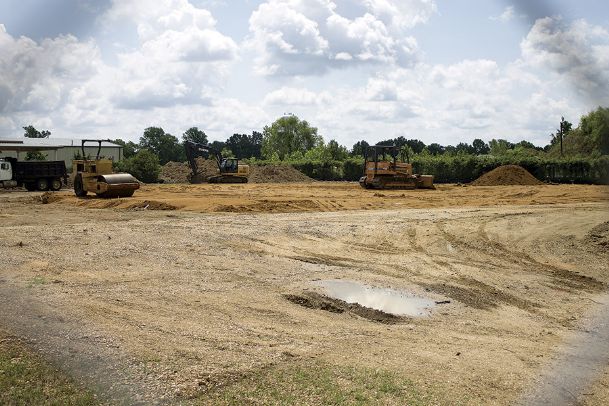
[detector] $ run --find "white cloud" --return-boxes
[0,2,244,140]
[0,24,102,114]
[101,0,238,109]
[264,87,330,106]
[490,6,516,23]
[247,0,433,76]
[362,0,437,29]
[521,17,609,105]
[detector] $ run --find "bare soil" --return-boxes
[0,183,608,405]
[33,182,609,213]
[471,165,543,186]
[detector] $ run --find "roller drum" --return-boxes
[95,173,140,198]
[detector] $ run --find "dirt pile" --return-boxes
[159,161,313,184]
[249,165,313,183]
[471,165,543,186]
[159,159,217,184]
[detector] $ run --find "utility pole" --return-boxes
[559,116,564,157]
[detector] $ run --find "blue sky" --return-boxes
[0,0,608,148]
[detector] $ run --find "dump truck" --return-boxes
[73,140,140,198]
[359,145,434,189]
[184,140,249,183]
[0,157,67,191]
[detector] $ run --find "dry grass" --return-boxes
[199,360,438,405]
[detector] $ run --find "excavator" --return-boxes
[73,139,140,198]
[359,144,434,190]
[184,141,249,183]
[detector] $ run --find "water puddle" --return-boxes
[313,280,436,317]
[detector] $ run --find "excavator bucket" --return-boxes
[95,174,140,198]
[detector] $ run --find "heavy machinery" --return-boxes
[73,139,140,198]
[184,141,249,183]
[359,145,434,190]
[0,157,67,191]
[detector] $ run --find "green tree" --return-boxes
[23,125,50,138]
[489,139,514,155]
[139,127,184,164]
[182,127,208,145]
[406,139,426,154]
[221,147,234,158]
[427,143,445,155]
[25,151,47,160]
[111,139,138,159]
[209,140,226,153]
[261,115,321,160]
[116,149,160,183]
[455,142,473,154]
[326,139,348,161]
[304,143,332,162]
[400,145,415,162]
[471,138,490,155]
[225,131,263,159]
[351,140,370,157]
[579,107,609,155]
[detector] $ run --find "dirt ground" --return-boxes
[1,182,608,405]
[36,182,609,213]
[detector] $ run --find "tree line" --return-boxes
[20,106,609,183]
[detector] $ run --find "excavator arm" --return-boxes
[184,141,224,176]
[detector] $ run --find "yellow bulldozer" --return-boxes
[359,145,434,190]
[73,140,140,198]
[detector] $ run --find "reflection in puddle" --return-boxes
[313,280,435,317]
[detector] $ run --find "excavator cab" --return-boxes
[220,158,238,174]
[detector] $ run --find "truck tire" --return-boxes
[24,182,36,192]
[74,174,87,197]
[50,178,62,191]
[36,178,49,191]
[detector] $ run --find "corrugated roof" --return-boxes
[0,138,121,148]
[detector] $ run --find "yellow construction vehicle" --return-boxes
[73,140,140,198]
[184,140,249,183]
[359,145,434,190]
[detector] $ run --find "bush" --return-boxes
[247,155,609,184]
[115,149,160,183]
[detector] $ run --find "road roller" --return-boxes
[73,139,140,198]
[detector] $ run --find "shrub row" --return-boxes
[249,156,609,184]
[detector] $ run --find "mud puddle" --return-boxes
[313,280,436,317]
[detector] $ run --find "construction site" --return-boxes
[1,161,608,405]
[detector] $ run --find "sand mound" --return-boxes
[159,161,312,184]
[471,165,543,186]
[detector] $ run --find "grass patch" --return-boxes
[199,360,434,405]
[0,334,98,406]
[27,276,47,287]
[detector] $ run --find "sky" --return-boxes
[0,0,608,148]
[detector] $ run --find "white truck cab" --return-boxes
[0,159,17,187]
